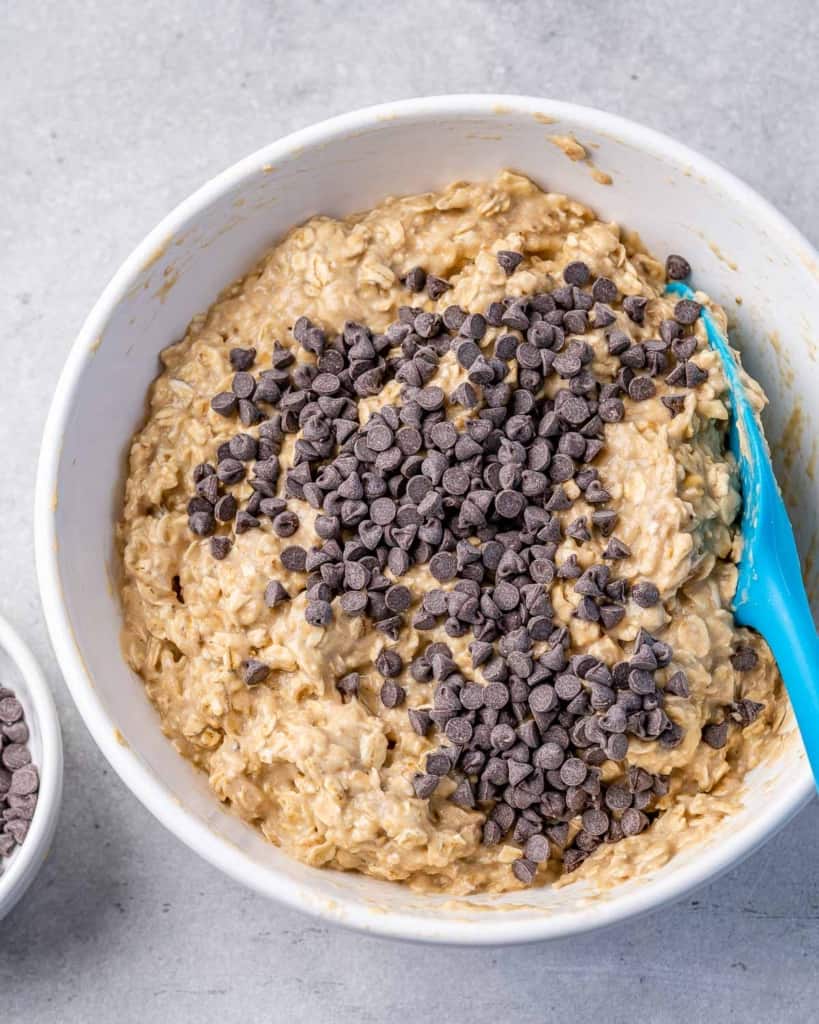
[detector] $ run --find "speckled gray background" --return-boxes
[2,1,818,1020]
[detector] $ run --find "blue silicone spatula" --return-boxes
[666,281,819,785]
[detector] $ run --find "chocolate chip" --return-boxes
[412,773,439,799]
[631,582,660,607]
[451,779,476,809]
[512,857,537,884]
[229,346,256,371]
[340,591,368,616]
[702,721,729,749]
[665,254,691,280]
[9,766,38,797]
[497,250,523,276]
[404,267,426,292]
[272,511,299,538]
[582,809,609,836]
[731,698,765,726]
[212,494,236,523]
[211,392,238,417]
[430,551,457,582]
[674,299,701,325]
[601,537,630,561]
[592,277,617,303]
[628,375,656,401]
[560,757,587,787]
[188,511,215,537]
[242,659,270,686]
[231,371,256,399]
[336,673,359,699]
[623,295,647,324]
[443,305,466,331]
[264,580,290,608]
[210,536,232,560]
[731,645,758,671]
[427,275,451,300]
[280,546,307,572]
[598,397,625,423]
[563,261,590,286]
[621,807,648,836]
[665,671,689,698]
[684,361,708,387]
[380,680,406,708]
[306,600,333,626]
[216,458,245,485]
[661,394,686,417]
[0,698,22,726]
[235,510,260,534]
[376,650,404,678]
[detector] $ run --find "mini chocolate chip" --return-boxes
[628,375,656,401]
[408,707,432,736]
[376,649,404,678]
[336,672,359,698]
[512,857,537,885]
[211,392,238,417]
[685,361,708,387]
[603,537,631,560]
[404,266,426,292]
[620,808,648,836]
[210,536,232,560]
[429,551,457,582]
[412,773,439,799]
[497,250,523,276]
[731,699,765,726]
[229,346,256,371]
[661,394,687,417]
[235,510,260,534]
[280,546,307,572]
[216,458,245,485]
[340,591,368,616]
[524,834,550,863]
[232,371,256,399]
[0,699,22,725]
[631,582,660,607]
[189,511,215,537]
[598,397,625,423]
[380,680,406,708]
[702,721,729,749]
[731,645,759,671]
[674,298,701,325]
[242,659,270,686]
[563,261,590,286]
[560,757,587,787]
[665,254,691,280]
[582,809,609,836]
[272,511,299,538]
[623,295,647,323]
[427,275,451,299]
[305,599,333,627]
[592,277,617,303]
[264,580,290,608]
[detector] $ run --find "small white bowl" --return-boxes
[0,615,63,921]
[35,95,818,944]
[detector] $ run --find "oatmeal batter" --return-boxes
[119,172,784,894]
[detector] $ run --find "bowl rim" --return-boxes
[0,614,63,920]
[34,93,816,944]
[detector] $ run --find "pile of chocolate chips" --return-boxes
[185,250,764,880]
[0,689,39,863]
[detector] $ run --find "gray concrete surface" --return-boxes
[1,1,818,1020]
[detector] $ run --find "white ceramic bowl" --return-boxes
[35,96,818,944]
[0,615,63,921]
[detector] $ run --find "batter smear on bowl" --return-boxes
[119,172,784,894]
